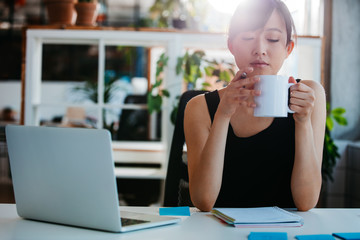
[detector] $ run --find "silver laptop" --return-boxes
[6,125,180,232]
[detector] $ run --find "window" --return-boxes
[39,44,158,141]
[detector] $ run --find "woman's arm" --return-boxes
[184,70,259,211]
[289,79,326,211]
[184,96,229,211]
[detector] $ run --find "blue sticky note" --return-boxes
[248,232,288,240]
[159,206,191,216]
[295,234,335,240]
[333,233,360,240]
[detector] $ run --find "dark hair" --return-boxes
[228,0,296,46]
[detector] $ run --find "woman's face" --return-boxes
[228,9,294,76]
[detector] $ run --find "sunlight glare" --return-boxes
[207,0,248,15]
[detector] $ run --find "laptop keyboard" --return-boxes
[121,217,150,226]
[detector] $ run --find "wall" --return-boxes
[331,0,360,140]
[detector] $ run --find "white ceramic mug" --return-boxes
[253,75,294,117]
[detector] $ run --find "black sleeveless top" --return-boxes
[204,90,296,208]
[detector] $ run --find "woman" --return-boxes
[184,0,326,212]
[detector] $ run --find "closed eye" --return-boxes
[268,39,279,43]
[242,37,254,41]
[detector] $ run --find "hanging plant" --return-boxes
[176,50,205,90]
[147,53,170,114]
[322,104,348,182]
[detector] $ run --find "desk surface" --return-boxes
[0,204,359,240]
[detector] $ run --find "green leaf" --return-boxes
[176,57,184,75]
[202,82,211,87]
[333,115,348,126]
[185,59,191,75]
[147,93,154,114]
[184,74,191,83]
[331,107,346,116]
[204,66,214,76]
[220,70,231,82]
[161,89,170,97]
[326,116,334,131]
[191,53,202,66]
[147,94,162,114]
[156,53,168,77]
[153,79,163,88]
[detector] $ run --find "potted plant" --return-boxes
[170,50,235,124]
[75,0,98,26]
[322,105,348,182]
[147,53,170,114]
[176,50,205,90]
[148,0,200,29]
[44,0,76,25]
[72,71,122,131]
[203,59,236,89]
[316,104,347,207]
[176,50,236,91]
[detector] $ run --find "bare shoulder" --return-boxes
[185,94,207,114]
[184,93,211,128]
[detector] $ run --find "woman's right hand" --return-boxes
[217,67,261,119]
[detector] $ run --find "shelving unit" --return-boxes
[21,26,229,179]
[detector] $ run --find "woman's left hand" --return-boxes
[288,77,316,123]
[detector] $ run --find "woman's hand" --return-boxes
[289,77,316,124]
[217,67,261,119]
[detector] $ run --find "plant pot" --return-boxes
[44,0,75,25]
[172,18,186,29]
[75,2,98,26]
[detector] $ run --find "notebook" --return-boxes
[6,125,180,232]
[211,206,304,227]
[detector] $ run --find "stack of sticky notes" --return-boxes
[159,206,191,216]
[295,233,360,240]
[295,235,336,240]
[248,232,360,240]
[333,233,360,240]
[248,232,288,240]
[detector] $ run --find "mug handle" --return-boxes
[287,83,295,113]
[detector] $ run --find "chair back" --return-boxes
[117,95,149,140]
[163,90,207,206]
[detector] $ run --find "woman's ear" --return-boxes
[286,40,295,57]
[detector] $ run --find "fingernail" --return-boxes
[253,77,260,82]
[255,90,261,95]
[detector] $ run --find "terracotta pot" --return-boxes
[75,2,98,26]
[44,0,75,25]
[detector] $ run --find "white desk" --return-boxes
[0,204,359,240]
